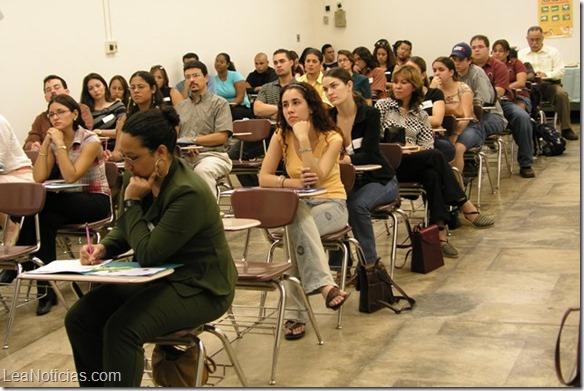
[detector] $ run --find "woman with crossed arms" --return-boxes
[375,65,494,258]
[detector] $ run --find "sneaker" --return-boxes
[440,240,459,258]
[520,167,536,178]
[562,128,578,141]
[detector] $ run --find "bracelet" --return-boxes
[278,175,286,188]
[38,152,47,156]
[298,147,312,153]
[56,145,67,150]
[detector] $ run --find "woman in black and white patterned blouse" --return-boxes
[375,65,494,258]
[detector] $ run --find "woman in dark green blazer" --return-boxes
[65,106,237,387]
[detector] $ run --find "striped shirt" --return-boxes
[91,100,126,130]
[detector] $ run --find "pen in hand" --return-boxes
[85,223,93,255]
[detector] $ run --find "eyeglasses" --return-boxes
[338,58,350,63]
[46,109,71,119]
[185,73,203,80]
[527,38,543,42]
[119,151,145,164]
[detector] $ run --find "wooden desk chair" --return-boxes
[226,188,324,385]
[0,182,64,349]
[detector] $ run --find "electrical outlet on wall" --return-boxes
[105,40,118,54]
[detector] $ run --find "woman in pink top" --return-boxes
[259,82,350,339]
[14,94,111,316]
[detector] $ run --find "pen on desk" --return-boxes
[85,223,93,255]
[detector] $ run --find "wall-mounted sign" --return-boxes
[539,0,573,38]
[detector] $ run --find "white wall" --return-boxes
[312,0,581,68]
[0,0,580,143]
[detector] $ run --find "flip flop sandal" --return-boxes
[284,319,305,340]
[325,286,351,311]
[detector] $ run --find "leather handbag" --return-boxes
[151,343,216,387]
[410,224,444,274]
[356,257,415,314]
[382,126,406,145]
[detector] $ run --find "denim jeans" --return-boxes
[501,100,534,168]
[458,112,505,149]
[329,176,399,266]
[287,198,348,294]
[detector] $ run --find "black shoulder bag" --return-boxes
[356,256,415,314]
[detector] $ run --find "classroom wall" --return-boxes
[0,0,580,143]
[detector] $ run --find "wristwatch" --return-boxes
[123,199,141,210]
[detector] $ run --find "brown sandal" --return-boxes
[325,287,351,311]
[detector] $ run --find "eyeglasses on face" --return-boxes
[46,109,71,119]
[118,151,146,164]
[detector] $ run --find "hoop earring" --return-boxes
[154,158,169,178]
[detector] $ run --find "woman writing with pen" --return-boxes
[4,94,111,316]
[65,106,236,387]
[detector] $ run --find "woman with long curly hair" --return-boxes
[259,82,351,340]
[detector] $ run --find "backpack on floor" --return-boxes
[534,122,566,156]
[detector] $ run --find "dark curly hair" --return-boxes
[276,82,345,160]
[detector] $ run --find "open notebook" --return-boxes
[26,260,182,277]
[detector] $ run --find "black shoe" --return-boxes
[36,297,58,316]
[562,128,578,140]
[520,167,536,178]
[0,270,17,284]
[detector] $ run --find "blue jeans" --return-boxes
[457,112,505,149]
[329,176,399,266]
[434,136,455,162]
[501,100,534,168]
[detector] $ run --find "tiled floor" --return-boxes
[0,123,580,387]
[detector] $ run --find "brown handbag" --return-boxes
[151,343,216,387]
[409,224,444,274]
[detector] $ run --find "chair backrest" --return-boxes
[25,150,39,164]
[231,188,299,229]
[232,119,272,143]
[104,161,119,189]
[339,163,356,193]
[441,115,456,136]
[379,143,403,170]
[0,182,46,216]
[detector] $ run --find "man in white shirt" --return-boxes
[518,26,577,140]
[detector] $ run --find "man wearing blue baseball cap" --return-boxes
[448,42,507,176]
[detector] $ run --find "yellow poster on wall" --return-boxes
[538,0,573,38]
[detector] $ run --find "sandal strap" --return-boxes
[462,211,480,215]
